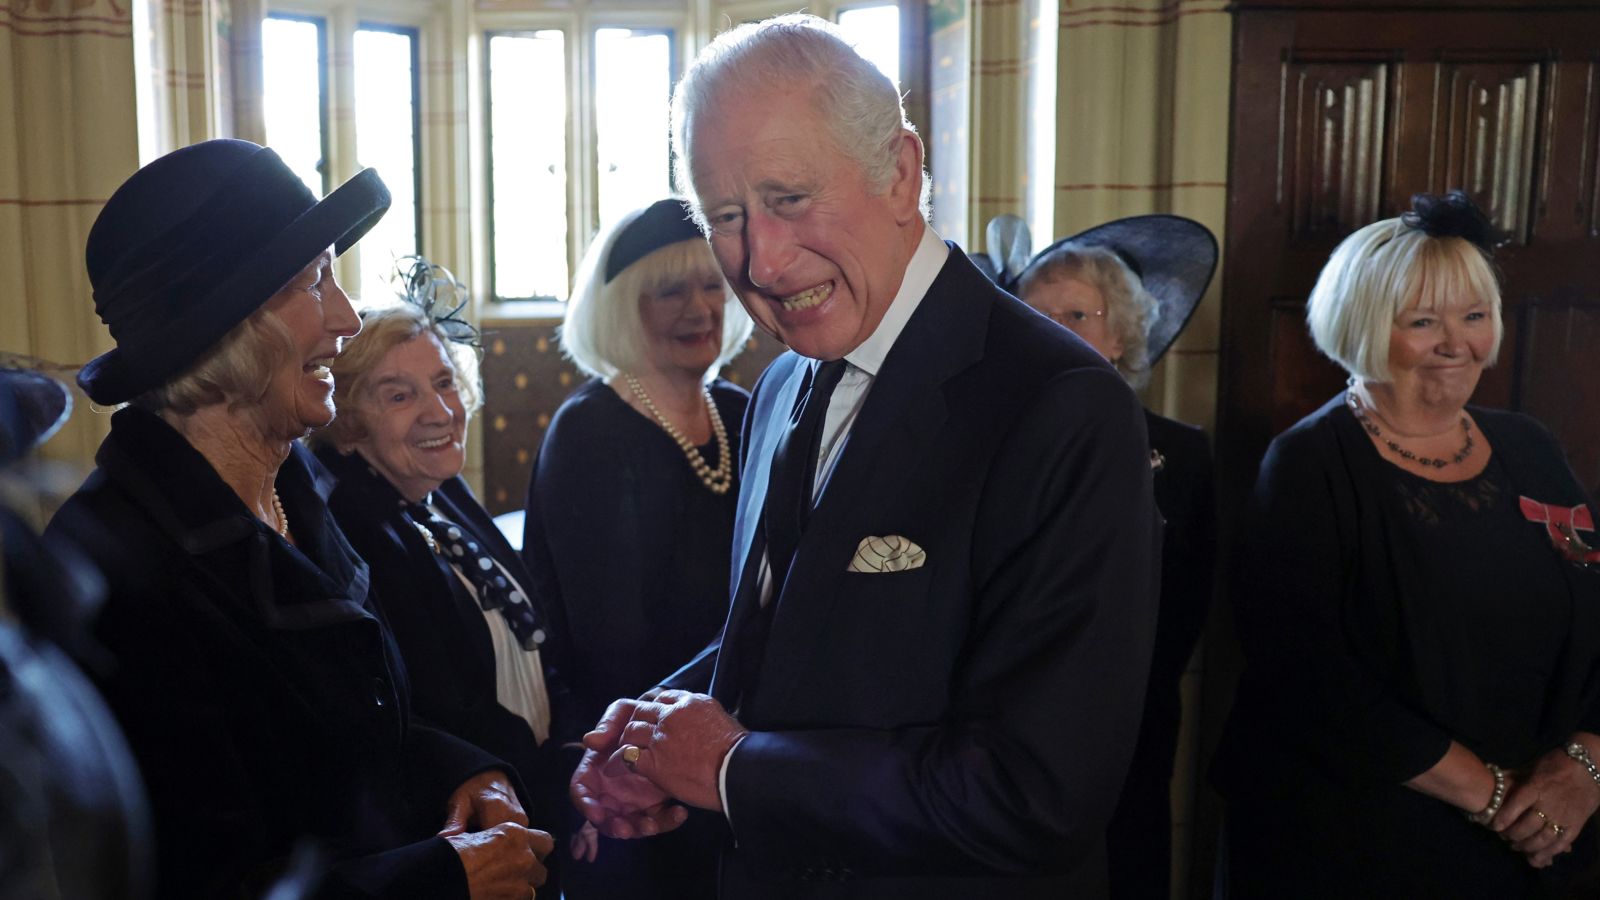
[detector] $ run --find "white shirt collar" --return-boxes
[842,224,948,377]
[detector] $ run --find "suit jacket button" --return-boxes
[372,677,388,707]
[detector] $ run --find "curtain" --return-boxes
[0,0,141,467]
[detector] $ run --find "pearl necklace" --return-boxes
[623,373,733,495]
[270,489,290,539]
[1346,390,1474,468]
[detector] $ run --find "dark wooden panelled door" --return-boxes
[1199,4,1600,895]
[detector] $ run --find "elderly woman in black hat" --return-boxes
[521,198,750,899]
[45,140,552,899]
[310,259,577,895]
[1214,193,1600,898]
[1014,215,1218,900]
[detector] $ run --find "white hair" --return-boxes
[1306,217,1503,383]
[669,13,930,226]
[1018,246,1158,389]
[559,203,753,380]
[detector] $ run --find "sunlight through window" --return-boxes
[595,28,673,229]
[488,31,569,301]
[836,5,899,88]
[354,27,421,306]
[262,16,326,197]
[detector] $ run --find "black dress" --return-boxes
[1107,410,1215,900]
[1215,393,1600,898]
[522,377,748,900]
[317,447,577,895]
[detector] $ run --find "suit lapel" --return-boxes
[710,355,809,706]
[743,247,994,717]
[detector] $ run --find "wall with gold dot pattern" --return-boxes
[479,319,786,516]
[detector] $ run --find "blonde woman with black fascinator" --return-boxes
[1215,191,1600,898]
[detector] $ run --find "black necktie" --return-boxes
[763,358,849,595]
[408,503,548,651]
[733,360,848,708]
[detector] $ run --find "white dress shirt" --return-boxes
[718,223,950,826]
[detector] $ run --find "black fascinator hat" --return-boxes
[1401,190,1504,253]
[1017,215,1219,366]
[392,255,482,350]
[0,367,71,467]
[78,139,391,405]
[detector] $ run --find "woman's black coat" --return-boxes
[45,408,506,899]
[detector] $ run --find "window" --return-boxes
[835,4,900,88]
[485,31,570,303]
[594,28,674,227]
[483,21,677,304]
[263,8,422,305]
[262,15,328,196]
[353,25,422,302]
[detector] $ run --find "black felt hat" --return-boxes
[1020,215,1218,366]
[605,198,703,283]
[78,139,391,405]
[0,368,71,466]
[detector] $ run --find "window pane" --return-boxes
[836,6,899,88]
[595,28,673,227]
[354,27,421,305]
[488,31,569,301]
[263,16,327,196]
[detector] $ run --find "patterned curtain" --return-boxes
[0,0,141,467]
[1051,0,1229,431]
[142,0,226,152]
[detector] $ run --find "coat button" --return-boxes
[372,677,388,707]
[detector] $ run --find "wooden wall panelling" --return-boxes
[1438,55,1547,242]
[1211,7,1600,899]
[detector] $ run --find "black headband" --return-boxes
[605,198,704,283]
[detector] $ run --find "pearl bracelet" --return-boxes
[1468,762,1507,825]
[1565,742,1600,791]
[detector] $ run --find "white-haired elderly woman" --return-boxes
[46,140,551,899]
[521,197,751,899]
[309,266,579,897]
[1015,216,1218,900]
[1214,191,1600,898]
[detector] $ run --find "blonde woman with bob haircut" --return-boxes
[1215,191,1600,899]
[523,198,750,900]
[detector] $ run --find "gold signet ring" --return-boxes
[621,745,642,771]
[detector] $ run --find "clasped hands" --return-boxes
[1485,748,1600,869]
[569,690,749,839]
[438,769,554,899]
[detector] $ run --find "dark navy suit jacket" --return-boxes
[664,244,1160,899]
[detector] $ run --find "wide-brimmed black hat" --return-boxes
[78,139,390,405]
[1018,215,1217,366]
[0,368,71,466]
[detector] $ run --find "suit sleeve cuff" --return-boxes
[719,732,750,833]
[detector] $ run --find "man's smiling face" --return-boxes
[690,83,923,362]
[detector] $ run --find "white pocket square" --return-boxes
[847,535,926,573]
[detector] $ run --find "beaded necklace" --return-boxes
[270,488,290,539]
[1346,390,1474,469]
[623,374,733,495]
